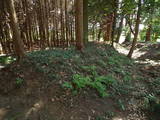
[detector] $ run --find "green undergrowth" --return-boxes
[0,56,16,65]
[3,42,136,96]
[62,66,117,97]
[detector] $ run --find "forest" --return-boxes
[0,0,160,120]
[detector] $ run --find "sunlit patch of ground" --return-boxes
[0,55,16,70]
[112,117,123,120]
[25,100,44,119]
[135,59,160,66]
[114,43,129,55]
[0,65,5,70]
[114,42,160,67]
[114,43,147,59]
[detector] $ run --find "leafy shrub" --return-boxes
[62,82,73,89]
[15,77,24,85]
[81,65,98,77]
[118,99,126,111]
[0,56,16,65]
[62,71,116,97]
[90,80,107,97]
[73,74,91,89]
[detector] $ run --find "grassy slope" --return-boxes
[1,42,135,95]
[0,42,159,120]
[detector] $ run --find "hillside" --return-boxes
[0,42,160,120]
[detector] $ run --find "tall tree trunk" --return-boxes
[103,14,113,42]
[83,0,88,44]
[111,0,118,46]
[116,15,124,43]
[92,23,95,41]
[98,24,102,41]
[6,0,25,58]
[145,0,155,42]
[75,0,84,51]
[127,0,141,58]
[145,24,152,42]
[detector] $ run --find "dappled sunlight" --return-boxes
[0,0,159,119]
[0,54,7,57]
[132,48,147,59]
[0,65,5,70]
[135,59,160,66]
[114,43,129,55]
[112,117,123,120]
[114,43,148,59]
[25,100,44,119]
[0,108,8,120]
[115,43,160,67]
[0,55,16,70]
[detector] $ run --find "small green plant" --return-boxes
[108,53,133,67]
[118,99,125,111]
[16,77,24,85]
[90,80,107,97]
[0,56,16,65]
[81,65,98,77]
[143,94,160,112]
[62,82,73,89]
[105,111,115,118]
[123,74,132,82]
[73,74,91,88]
[62,73,116,97]
[97,60,107,67]
[95,111,115,120]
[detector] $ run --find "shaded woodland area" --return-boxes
[0,0,160,57]
[0,0,160,120]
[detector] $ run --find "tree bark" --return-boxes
[145,24,152,42]
[75,0,84,51]
[83,0,88,44]
[6,0,25,58]
[103,14,113,42]
[98,24,102,41]
[145,0,155,42]
[127,0,141,58]
[111,0,118,46]
[116,15,124,43]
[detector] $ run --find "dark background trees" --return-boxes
[0,1,160,119]
[0,0,160,58]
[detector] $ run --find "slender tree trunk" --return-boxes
[116,15,124,43]
[127,0,141,58]
[6,0,25,58]
[83,0,88,44]
[92,23,95,41]
[145,1,155,42]
[103,14,113,42]
[75,0,84,51]
[98,24,102,41]
[111,0,118,46]
[145,24,152,42]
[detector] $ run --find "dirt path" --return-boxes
[114,42,160,66]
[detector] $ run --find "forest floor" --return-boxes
[0,42,160,120]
